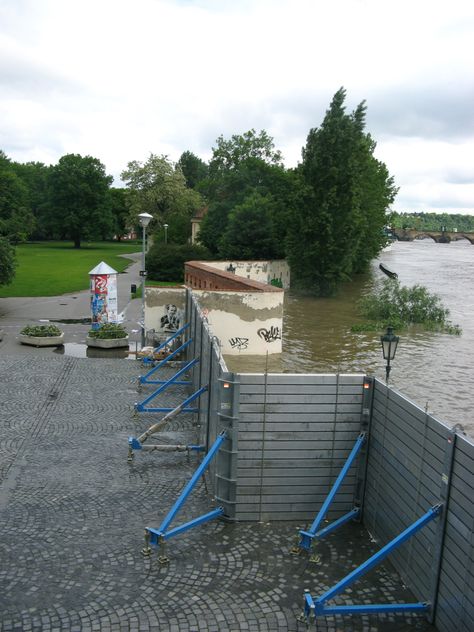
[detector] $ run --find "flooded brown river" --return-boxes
[227,240,474,435]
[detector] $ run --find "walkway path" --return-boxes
[0,353,436,632]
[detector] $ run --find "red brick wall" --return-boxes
[184,261,282,292]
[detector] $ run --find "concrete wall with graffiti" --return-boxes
[144,286,187,341]
[145,285,284,356]
[208,260,290,289]
[192,289,284,355]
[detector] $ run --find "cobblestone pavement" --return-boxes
[0,353,437,632]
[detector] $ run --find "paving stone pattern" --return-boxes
[0,354,437,631]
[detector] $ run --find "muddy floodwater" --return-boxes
[226,240,474,435]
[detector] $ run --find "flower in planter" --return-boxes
[87,323,128,339]
[20,324,63,337]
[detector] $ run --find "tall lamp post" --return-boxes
[138,212,153,347]
[380,326,399,383]
[164,223,168,244]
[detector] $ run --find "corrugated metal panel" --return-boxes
[234,373,364,521]
[367,379,474,631]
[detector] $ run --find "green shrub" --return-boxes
[353,279,461,335]
[87,323,128,339]
[146,243,212,283]
[20,324,63,337]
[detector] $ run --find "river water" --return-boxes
[226,240,474,435]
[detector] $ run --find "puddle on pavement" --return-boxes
[54,342,137,360]
[50,318,92,325]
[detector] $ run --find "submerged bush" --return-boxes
[353,279,461,335]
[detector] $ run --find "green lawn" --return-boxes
[0,241,141,297]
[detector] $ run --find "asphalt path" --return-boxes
[0,253,143,356]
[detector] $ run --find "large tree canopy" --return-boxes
[287,88,397,295]
[0,151,36,243]
[47,154,113,248]
[177,151,209,189]
[11,160,51,240]
[208,129,283,178]
[198,131,297,259]
[121,153,203,243]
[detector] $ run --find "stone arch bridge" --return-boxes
[393,228,474,244]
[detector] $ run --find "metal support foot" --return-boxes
[141,530,152,557]
[158,535,169,565]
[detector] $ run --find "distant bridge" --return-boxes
[393,228,474,244]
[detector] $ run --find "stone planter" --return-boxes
[19,333,65,347]
[86,335,129,349]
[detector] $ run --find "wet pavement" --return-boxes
[0,259,437,631]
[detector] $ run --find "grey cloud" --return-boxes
[445,171,474,185]
[365,84,474,141]
[0,47,83,98]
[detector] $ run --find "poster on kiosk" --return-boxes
[89,262,118,330]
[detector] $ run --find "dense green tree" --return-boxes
[47,154,113,248]
[107,188,129,240]
[0,151,36,242]
[219,192,278,259]
[198,131,297,258]
[0,236,16,286]
[208,129,283,178]
[146,242,212,283]
[11,160,51,239]
[177,151,209,189]
[121,154,203,243]
[287,88,397,295]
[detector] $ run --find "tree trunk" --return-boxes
[74,237,81,248]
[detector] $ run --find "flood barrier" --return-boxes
[134,287,474,630]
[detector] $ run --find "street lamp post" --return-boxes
[138,212,153,347]
[164,223,168,244]
[380,326,399,383]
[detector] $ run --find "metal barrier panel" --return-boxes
[365,382,448,597]
[435,433,474,631]
[366,379,474,631]
[234,373,365,521]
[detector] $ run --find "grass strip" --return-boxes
[0,241,141,297]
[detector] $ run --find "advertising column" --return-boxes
[89,261,119,330]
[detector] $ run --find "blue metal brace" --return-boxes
[302,504,442,621]
[299,432,367,551]
[143,431,227,559]
[135,372,208,413]
[139,339,193,384]
[142,322,190,365]
[129,386,208,458]
[137,358,199,408]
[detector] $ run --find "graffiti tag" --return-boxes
[257,326,281,343]
[229,337,249,351]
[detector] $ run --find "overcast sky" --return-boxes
[1,0,474,214]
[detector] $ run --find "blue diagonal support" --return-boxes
[299,432,367,550]
[144,432,227,552]
[129,386,209,457]
[302,504,442,620]
[140,338,193,383]
[142,322,190,366]
[137,358,199,408]
[135,383,207,415]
